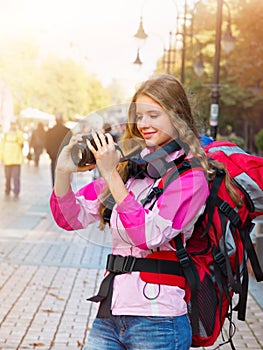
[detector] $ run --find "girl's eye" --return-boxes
[136,113,160,121]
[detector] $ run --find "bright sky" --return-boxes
[0,0,193,92]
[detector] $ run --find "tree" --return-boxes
[255,129,263,155]
[0,38,111,120]
[154,0,263,146]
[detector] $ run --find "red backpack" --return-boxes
[204,140,263,218]
[152,141,263,348]
[89,141,263,348]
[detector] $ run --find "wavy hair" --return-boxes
[99,74,241,228]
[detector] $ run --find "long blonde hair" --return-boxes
[99,74,241,227]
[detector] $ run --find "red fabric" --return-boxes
[204,140,263,217]
[140,251,186,288]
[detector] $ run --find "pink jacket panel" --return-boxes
[50,177,106,230]
[50,153,209,317]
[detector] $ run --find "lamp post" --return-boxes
[176,0,206,83]
[179,0,188,84]
[210,0,236,140]
[163,32,176,74]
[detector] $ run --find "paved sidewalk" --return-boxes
[0,155,262,349]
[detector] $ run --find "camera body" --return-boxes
[71,134,97,166]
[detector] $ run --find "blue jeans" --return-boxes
[85,314,192,350]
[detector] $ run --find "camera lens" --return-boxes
[71,141,96,166]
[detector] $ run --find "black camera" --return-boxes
[71,133,125,167]
[71,134,98,166]
[71,133,142,167]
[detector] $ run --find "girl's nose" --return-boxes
[138,115,150,127]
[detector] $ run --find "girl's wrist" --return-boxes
[102,168,118,185]
[54,171,72,196]
[54,170,72,186]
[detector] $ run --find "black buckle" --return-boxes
[152,187,163,196]
[219,201,242,227]
[213,250,228,276]
[141,187,163,206]
[216,168,226,176]
[176,248,190,267]
[106,254,136,273]
[219,201,231,216]
[123,255,136,273]
[214,251,225,266]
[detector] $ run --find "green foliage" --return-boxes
[217,134,245,148]
[0,39,111,120]
[255,129,263,151]
[156,0,263,148]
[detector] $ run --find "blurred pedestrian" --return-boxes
[0,119,24,199]
[102,122,119,142]
[46,113,72,186]
[29,122,46,167]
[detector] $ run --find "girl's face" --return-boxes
[135,94,178,148]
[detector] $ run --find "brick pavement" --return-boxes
[0,153,262,349]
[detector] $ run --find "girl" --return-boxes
[50,74,210,350]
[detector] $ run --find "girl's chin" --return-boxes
[145,140,157,147]
[145,139,171,148]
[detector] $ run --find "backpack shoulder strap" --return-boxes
[141,159,203,208]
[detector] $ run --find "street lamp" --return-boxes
[210,0,236,140]
[133,49,143,66]
[134,16,148,44]
[133,16,176,74]
[132,16,148,68]
[221,22,236,54]
[133,16,147,69]
[132,1,204,78]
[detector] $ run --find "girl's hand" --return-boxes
[87,132,120,182]
[54,135,96,196]
[55,135,96,175]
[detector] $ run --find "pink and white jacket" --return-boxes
[50,149,209,317]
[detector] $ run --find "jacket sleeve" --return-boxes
[50,177,107,231]
[116,170,209,250]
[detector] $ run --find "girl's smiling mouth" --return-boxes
[141,131,156,139]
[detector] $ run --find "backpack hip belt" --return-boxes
[87,252,187,318]
[106,254,184,275]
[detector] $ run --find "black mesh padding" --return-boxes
[188,273,218,337]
